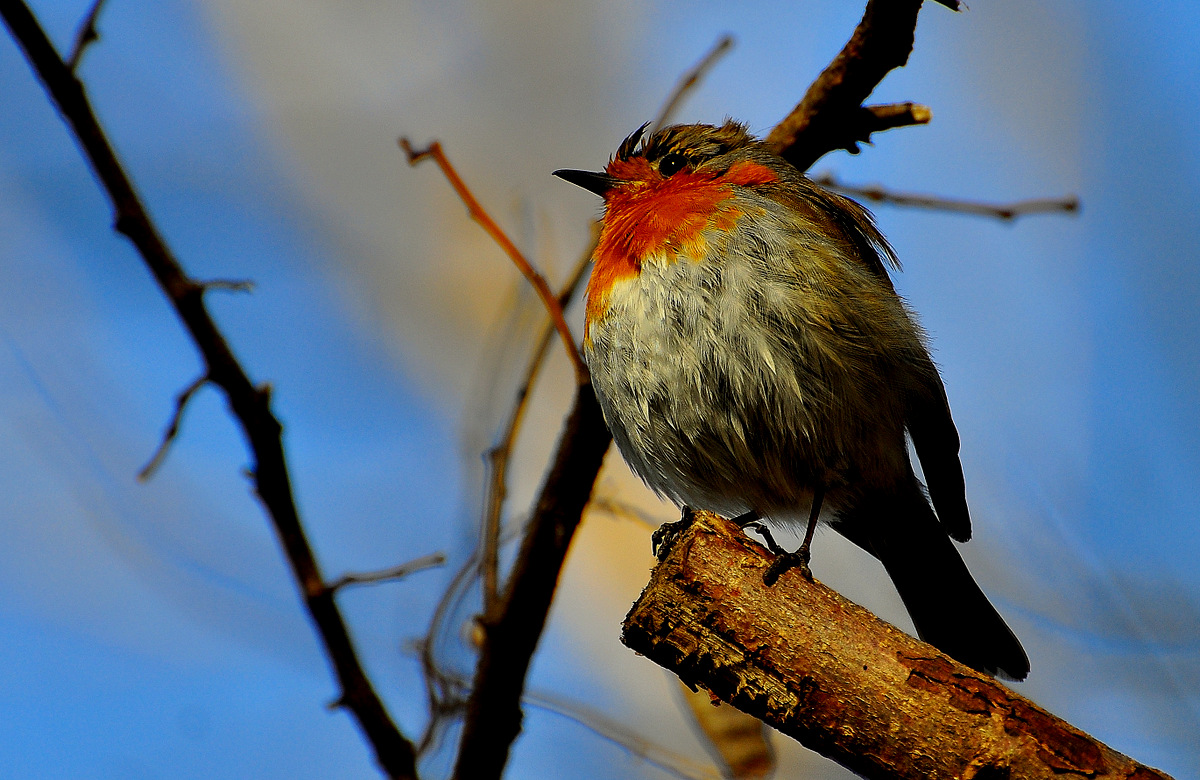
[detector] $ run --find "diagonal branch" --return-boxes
[481,232,597,610]
[328,552,447,594]
[622,513,1174,780]
[138,373,208,481]
[766,0,947,171]
[0,4,418,778]
[400,138,589,385]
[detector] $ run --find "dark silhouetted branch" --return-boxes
[481,231,597,610]
[452,382,612,780]
[765,0,952,171]
[0,4,418,777]
[65,0,105,71]
[622,512,1174,780]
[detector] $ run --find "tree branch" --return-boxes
[765,0,943,171]
[452,382,612,780]
[0,4,418,778]
[137,373,208,480]
[400,138,589,384]
[622,513,1174,780]
[481,232,598,610]
[65,0,105,72]
[814,173,1081,221]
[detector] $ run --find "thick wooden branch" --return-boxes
[452,383,613,780]
[0,4,417,778]
[622,513,1173,780]
[766,0,935,171]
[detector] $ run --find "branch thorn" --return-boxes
[66,0,106,72]
[137,374,208,481]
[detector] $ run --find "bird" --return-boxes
[553,120,1029,680]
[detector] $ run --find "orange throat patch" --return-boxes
[585,159,777,337]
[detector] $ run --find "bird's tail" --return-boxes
[831,482,1030,681]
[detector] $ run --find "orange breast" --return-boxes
[585,159,777,333]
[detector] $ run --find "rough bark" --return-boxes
[623,512,1174,780]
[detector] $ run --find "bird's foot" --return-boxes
[763,546,812,586]
[652,506,698,561]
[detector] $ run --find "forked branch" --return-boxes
[0,3,419,778]
[766,0,937,171]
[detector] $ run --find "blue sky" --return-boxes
[1,1,1198,778]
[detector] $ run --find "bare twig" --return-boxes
[400,138,589,384]
[452,382,612,780]
[65,0,105,72]
[138,373,208,481]
[481,228,597,610]
[588,494,665,530]
[651,34,735,133]
[813,173,1080,221]
[766,0,944,171]
[328,552,447,593]
[523,690,725,780]
[838,101,932,154]
[0,4,418,778]
[623,513,1174,780]
[199,277,255,293]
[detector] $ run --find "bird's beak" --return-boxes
[553,168,618,197]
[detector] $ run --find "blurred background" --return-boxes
[1,0,1198,777]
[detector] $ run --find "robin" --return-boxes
[554,120,1029,680]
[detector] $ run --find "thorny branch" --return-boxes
[814,173,1081,221]
[65,0,105,71]
[400,138,589,385]
[0,3,421,778]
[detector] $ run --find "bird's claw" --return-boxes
[652,506,698,561]
[763,547,813,586]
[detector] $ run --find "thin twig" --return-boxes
[588,494,666,530]
[138,374,208,481]
[65,0,105,72]
[328,552,447,593]
[525,692,724,780]
[0,5,418,778]
[813,173,1080,221]
[452,383,612,780]
[399,138,589,384]
[481,227,598,610]
[200,277,255,293]
[651,34,735,133]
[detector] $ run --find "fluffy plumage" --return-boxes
[560,122,1028,680]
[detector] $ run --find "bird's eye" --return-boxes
[658,153,687,177]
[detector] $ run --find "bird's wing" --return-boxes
[904,351,972,542]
